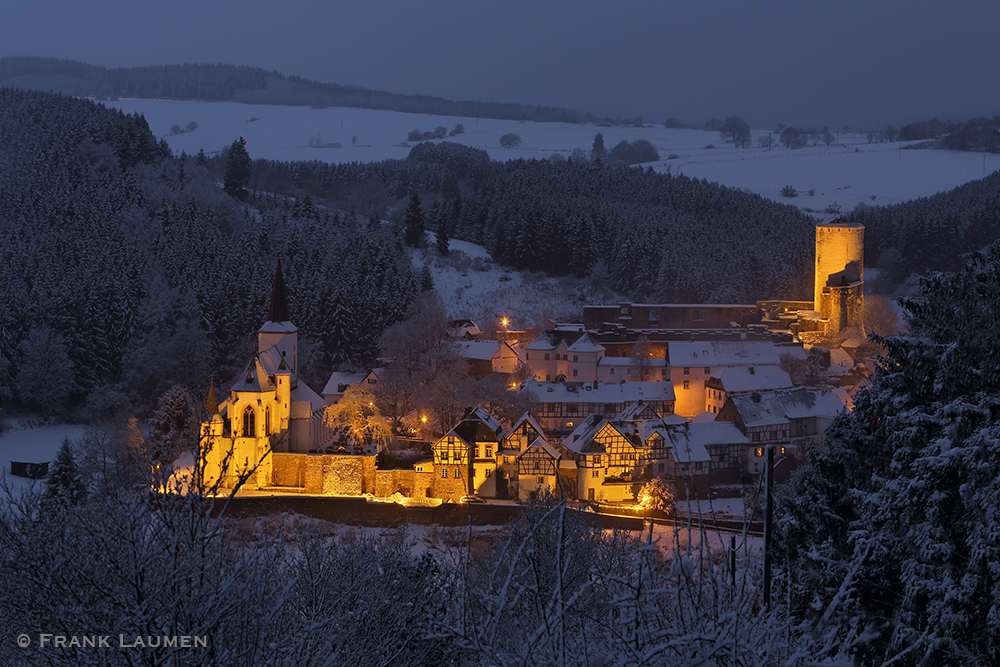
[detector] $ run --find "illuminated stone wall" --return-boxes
[814,223,864,307]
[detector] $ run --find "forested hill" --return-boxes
[0,87,416,417]
[0,56,620,125]
[237,143,818,304]
[840,170,1000,288]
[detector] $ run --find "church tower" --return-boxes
[257,256,298,374]
[814,220,865,338]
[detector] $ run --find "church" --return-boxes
[201,258,326,489]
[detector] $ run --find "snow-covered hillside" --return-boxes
[108,98,1000,212]
[416,234,620,325]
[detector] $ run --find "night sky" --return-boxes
[3,0,998,130]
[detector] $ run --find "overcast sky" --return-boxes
[2,0,998,130]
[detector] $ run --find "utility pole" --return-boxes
[763,443,774,612]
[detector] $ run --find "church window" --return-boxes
[242,407,255,437]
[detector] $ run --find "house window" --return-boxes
[661,369,667,377]
[573,355,578,362]
[441,469,448,478]
[658,463,664,473]
[695,309,706,320]
[242,406,255,437]
[538,477,545,484]
[486,469,492,478]
[453,469,461,478]
[592,469,599,478]
[683,380,690,390]
[486,446,492,458]
[573,369,578,378]
[594,455,601,465]
[683,367,690,375]
[704,367,710,373]
[649,309,659,323]
[626,368,631,375]
[472,468,476,478]
[545,353,550,360]
[534,461,540,471]
[610,368,615,375]
[526,353,530,360]
[546,374,551,381]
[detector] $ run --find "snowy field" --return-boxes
[107,98,1000,213]
[0,424,85,497]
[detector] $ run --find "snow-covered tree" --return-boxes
[324,384,392,451]
[778,242,1000,665]
[14,325,76,417]
[43,437,87,506]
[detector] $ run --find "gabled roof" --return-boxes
[291,382,325,412]
[322,371,369,396]
[562,414,606,454]
[506,412,546,440]
[452,407,503,443]
[525,330,604,353]
[516,437,562,461]
[598,357,666,367]
[668,340,781,367]
[712,366,793,393]
[616,401,662,422]
[457,339,503,360]
[657,423,717,463]
[231,355,276,393]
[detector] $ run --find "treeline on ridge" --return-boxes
[0,56,624,125]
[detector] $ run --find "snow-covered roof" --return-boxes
[258,321,297,333]
[658,425,713,463]
[322,371,369,396]
[616,401,663,422]
[598,357,666,367]
[668,340,781,368]
[562,415,606,455]
[291,382,325,412]
[690,411,717,423]
[525,379,675,404]
[231,356,276,393]
[457,339,502,360]
[777,388,845,420]
[712,366,793,393]
[525,330,604,353]
[729,393,789,428]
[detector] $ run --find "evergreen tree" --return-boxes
[403,193,425,247]
[420,265,434,292]
[778,242,1000,665]
[15,325,76,417]
[223,136,252,201]
[44,437,87,506]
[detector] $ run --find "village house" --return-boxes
[321,368,381,404]
[716,387,846,475]
[456,339,521,378]
[562,402,713,501]
[522,379,678,435]
[704,366,794,415]
[430,407,504,501]
[667,340,783,418]
[524,329,605,382]
[582,303,760,330]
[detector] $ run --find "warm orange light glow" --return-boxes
[421,415,428,423]
[501,317,509,327]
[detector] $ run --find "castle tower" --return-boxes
[258,256,299,373]
[814,221,865,337]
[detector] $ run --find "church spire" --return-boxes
[266,255,290,323]
[206,376,218,415]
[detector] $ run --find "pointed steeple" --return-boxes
[266,255,289,323]
[206,376,218,415]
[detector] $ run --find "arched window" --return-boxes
[242,406,255,437]
[265,406,271,434]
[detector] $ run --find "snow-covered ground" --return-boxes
[417,233,619,325]
[107,98,1000,213]
[0,424,86,497]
